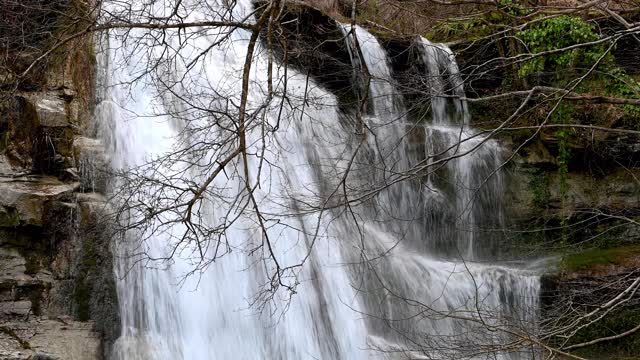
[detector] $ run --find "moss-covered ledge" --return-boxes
[540,244,640,359]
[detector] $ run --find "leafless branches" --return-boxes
[5,0,639,357]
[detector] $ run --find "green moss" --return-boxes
[0,326,31,349]
[529,172,551,210]
[73,279,91,321]
[562,244,640,273]
[23,253,45,275]
[87,44,97,66]
[0,206,21,227]
[74,232,98,321]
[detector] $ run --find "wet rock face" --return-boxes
[0,176,78,227]
[0,319,101,360]
[0,86,117,358]
[30,94,75,173]
[257,2,356,109]
[1,89,82,175]
[74,137,108,194]
[0,173,116,360]
[24,91,78,174]
[0,5,115,359]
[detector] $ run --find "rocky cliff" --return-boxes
[0,1,117,359]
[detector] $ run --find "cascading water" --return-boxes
[98,1,368,359]
[336,27,540,359]
[418,37,506,260]
[94,1,541,358]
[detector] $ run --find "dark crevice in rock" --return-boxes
[256,2,357,111]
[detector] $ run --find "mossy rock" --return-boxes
[0,206,22,227]
[562,244,640,275]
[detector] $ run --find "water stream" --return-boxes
[94,1,541,359]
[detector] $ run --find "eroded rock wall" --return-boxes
[0,2,117,359]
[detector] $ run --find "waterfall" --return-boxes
[99,1,368,359]
[333,26,541,358]
[418,37,506,260]
[94,1,541,358]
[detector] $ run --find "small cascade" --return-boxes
[338,27,540,359]
[418,38,468,124]
[338,23,428,247]
[418,37,505,260]
[339,23,403,120]
[96,32,186,360]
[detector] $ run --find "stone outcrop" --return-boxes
[258,2,357,110]
[0,319,101,360]
[0,2,117,358]
[0,170,115,360]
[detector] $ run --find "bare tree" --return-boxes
[3,0,640,358]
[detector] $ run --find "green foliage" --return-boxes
[548,104,575,236]
[606,68,640,122]
[562,244,640,273]
[496,0,532,17]
[549,104,575,198]
[427,0,530,42]
[549,102,576,125]
[529,172,550,209]
[425,19,492,42]
[571,69,640,129]
[518,16,605,78]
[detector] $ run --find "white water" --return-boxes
[99,1,368,359]
[418,37,506,260]
[93,1,541,358]
[336,29,540,358]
